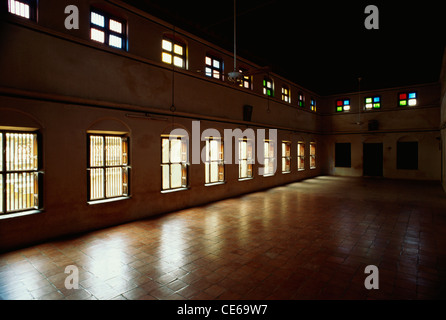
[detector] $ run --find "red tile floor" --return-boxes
[1,176,446,300]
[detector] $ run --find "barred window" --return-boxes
[310,142,316,169]
[282,141,291,173]
[239,138,253,179]
[297,141,305,171]
[88,135,129,201]
[263,140,276,176]
[0,131,40,215]
[161,136,188,191]
[7,0,36,20]
[205,137,224,184]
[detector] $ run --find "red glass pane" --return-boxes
[399,93,407,100]
[336,100,343,106]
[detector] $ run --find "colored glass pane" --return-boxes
[365,98,372,103]
[408,92,416,99]
[399,100,407,106]
[399,93,407,100]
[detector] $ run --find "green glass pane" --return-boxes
[399,100,407,106]
[337,106,343,112]
[373,103,381,109]
[365,97,372,103]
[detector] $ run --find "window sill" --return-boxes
[238,177,254,182]
[263,174,275,177]
[310,167,317,170]
[282,171,291,174]
[88,196,131,205]
[205,181,226,187]
[0,209,42,220]
[298,169,305,172]
[161,187,189,194]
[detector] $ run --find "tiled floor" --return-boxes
[1,176,446,300]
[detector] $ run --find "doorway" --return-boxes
[363,143,383,177]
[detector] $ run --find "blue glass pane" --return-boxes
[373,97,380,103]
[344,100,350,105]
[408,92,416,99]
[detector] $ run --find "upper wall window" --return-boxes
[205,55,223,80]
[239,68,252,90]
[90,10,126,50]
[263,77,274,97]
[162,36,186,68]
[365,96,381,110]
[336,99,350,112]
[281,86,290,103]
[7,0,36,20]
[310,98,316,112]
[0,131,41,215]
[298,93,305,107]
[88,134,129,201]
[398,92,417,107]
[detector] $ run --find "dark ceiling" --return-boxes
[121,0,445,96]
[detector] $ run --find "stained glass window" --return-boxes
[365,96,381,110]
[298,93,305,107]
[336,99,350,112]
[263,78,274,97]
[281,86,290,103]
[310,99,316,112]
[205,56,223,80]
[399,92,417,107]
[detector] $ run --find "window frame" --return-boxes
[0,130,42,216]
[162,36,186,69]
[238,138,254,180]
[281,86,291,103]
[364,96,381,110]
[7,0,37,21]
[398,92,417,107]
[204,137,225,185]
[297,141,305,171]
[87,133,130,202]
[298,92,305,107]
[205,55,224,81]
[263,77,274,97]
[161,135,189,192]
[336,99,351,112]
[310,142,317,169]
[90,8,127,50]
[263,139,276,177]
[281,141,291,173]
[310,98,316,112]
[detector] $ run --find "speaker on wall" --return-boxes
[243,105,253,122]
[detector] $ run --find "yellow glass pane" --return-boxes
[162,52,172,64]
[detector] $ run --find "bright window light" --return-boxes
[162,39,172,52]
[109,34,122,48]
[91,12,105,27]
[162,52,172,64]
[109,19,122,34]
[91,28,105,43]
[8,0,31,19]
[336,99,350,112]
[399,92,417,107]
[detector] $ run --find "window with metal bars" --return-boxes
[297,141,305,171]
[282,141,291,173]
[238,138,253,180]
[0,131,41,215]
[161,136,188,191]
[205,137,224,185]
[7,0,36,20]
[310,142,316,169]
[87,134,129,202]
[263,140,276,176]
